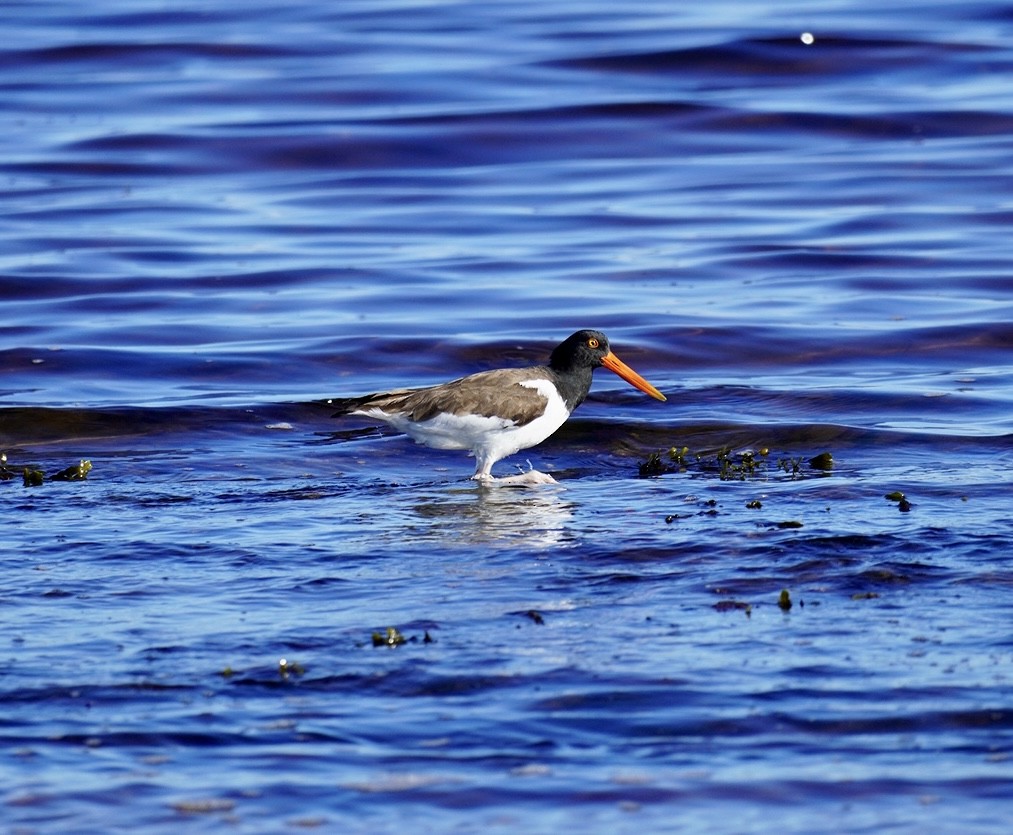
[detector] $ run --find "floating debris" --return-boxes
[719,447,764,480]
[778,589,793,611]
[51,460,93,481]
[278,658,305,678]
[639,445,834,482]
[777,456,804,477]
[22,467,45,488]
[885,491,913,512]
[714,600,752,617]
[808,451,834,471]
[171,798,236,815]
[2,453,93,487]
[638,452,672,477]
[372,626,406,647]
[669,445,691,466]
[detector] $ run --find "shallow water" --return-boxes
[2,1,1012,832]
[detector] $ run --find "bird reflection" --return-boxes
[409,482,575,549]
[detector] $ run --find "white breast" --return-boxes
[361,378,571,476]
[469,379,571,472]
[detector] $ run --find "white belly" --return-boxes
[359,379,571,474]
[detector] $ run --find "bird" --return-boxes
[328,329,666,485]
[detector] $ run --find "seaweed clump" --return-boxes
[370,626,435,648]
[639,445,833,482]
[885,491,913,512]
[1,452,92,487]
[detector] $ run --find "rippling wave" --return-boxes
[2,1,1011,832]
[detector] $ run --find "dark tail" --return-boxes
[327,386,418,418]
[327,394,381,417]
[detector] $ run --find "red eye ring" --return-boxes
[588,338,599,349]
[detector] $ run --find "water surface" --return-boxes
[2,1,1012,832]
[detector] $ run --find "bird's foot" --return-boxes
[498,470,559,486]
[473,469,558,487]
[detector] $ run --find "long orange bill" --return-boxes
[600,351,667,401]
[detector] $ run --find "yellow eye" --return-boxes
[587,338,599,349]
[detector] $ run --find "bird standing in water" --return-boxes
[328,329,666,484]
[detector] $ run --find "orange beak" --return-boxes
[600,351,667,401]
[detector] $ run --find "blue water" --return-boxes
[2,1,1012,832]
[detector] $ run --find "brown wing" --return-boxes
[332,367,553,426]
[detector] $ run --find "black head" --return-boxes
[549,329,667,402]
[549,329,611,372]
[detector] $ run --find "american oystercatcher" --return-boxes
[329,329,666,484]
